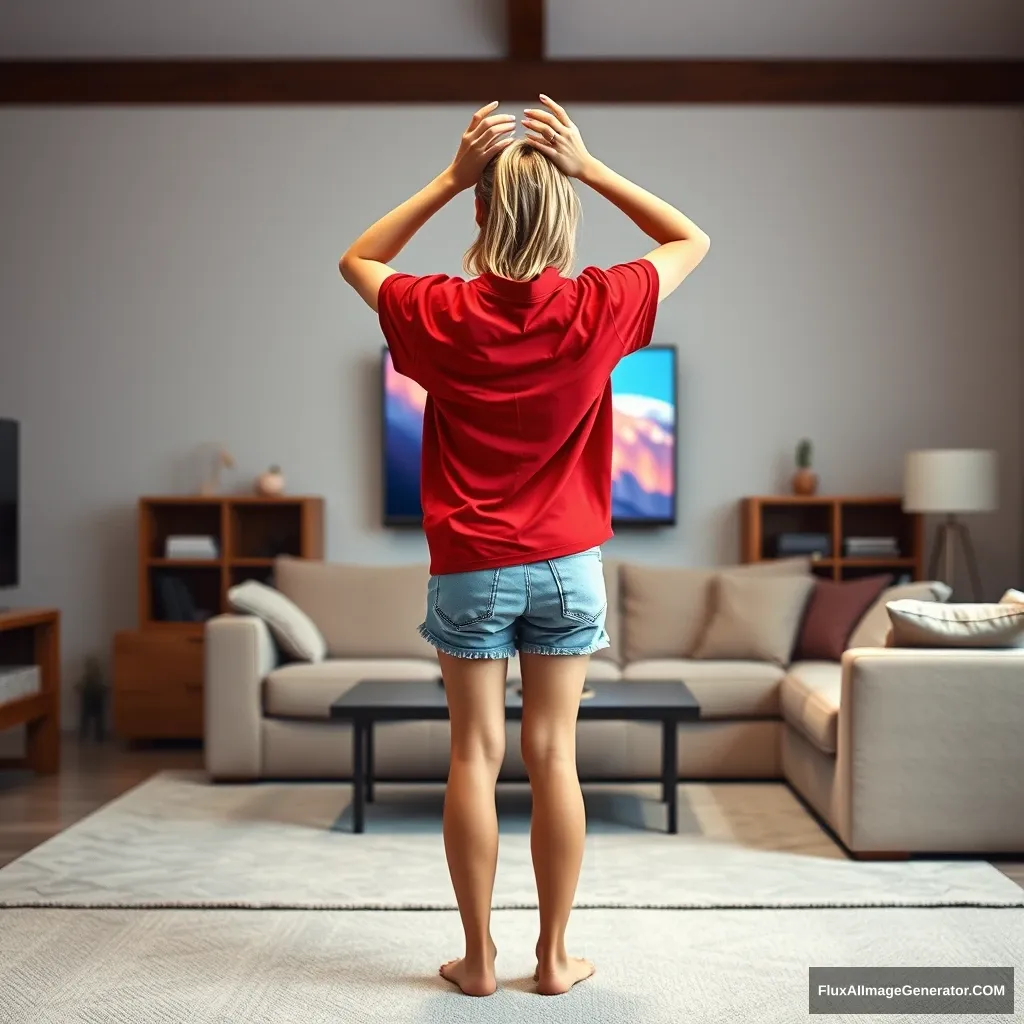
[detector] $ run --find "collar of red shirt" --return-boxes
[476,267,566,304]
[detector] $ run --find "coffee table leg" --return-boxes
[352,720,366,834]
[365,721,375,804]
[662,718,678,835]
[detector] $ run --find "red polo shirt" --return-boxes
[377,259,659,575]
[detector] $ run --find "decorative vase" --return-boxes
[255,465,285,497]
[791,468,819,496]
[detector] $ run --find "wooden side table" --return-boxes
[0,608,61,774]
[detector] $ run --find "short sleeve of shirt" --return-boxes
[579,259,660,356]
[377,272,452,388]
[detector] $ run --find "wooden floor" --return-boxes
[1,737,1021,888]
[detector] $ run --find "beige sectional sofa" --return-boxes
[205,555,1024,856]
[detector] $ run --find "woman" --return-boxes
[340,96,709,997]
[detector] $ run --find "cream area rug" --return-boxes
[0,772,1021,910]
[2,907,1022,1024]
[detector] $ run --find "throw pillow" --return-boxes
[227,580,327,662]
[1001,589,1024,605]
[846,580,952,649]
[886,599,1024,649]
[793,574,893,661]
[621,557,811,661]
[693,574,815,665]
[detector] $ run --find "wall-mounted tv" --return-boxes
[382,345,677,527]
[0,419,19,588]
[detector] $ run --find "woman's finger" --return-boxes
[472,113,516,139]
[522,117,553,134]
[539,94,571,126]
[481,120,516,138]
[483,136,517,159]
[522,131,557,158]
[477,125,516,152]
[523,108,560,130]
[468,101,500,128]
[522,118,563,145]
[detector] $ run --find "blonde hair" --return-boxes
[464,140,580,281]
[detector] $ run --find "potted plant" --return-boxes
[77,656,109,742]
[792,438,819,496]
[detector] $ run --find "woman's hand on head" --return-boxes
[522,96,593,179]
[447,101,517,192]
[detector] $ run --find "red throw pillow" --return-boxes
[794,575,893,661]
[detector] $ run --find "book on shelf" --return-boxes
[776,533,832,557]
[844,536,900,557]
[165,535,219,559]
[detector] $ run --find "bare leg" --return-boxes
[519,652,596,996]
[436,651,506,997]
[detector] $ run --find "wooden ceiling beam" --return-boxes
[508,0,545,62]
[0,58,1021,106]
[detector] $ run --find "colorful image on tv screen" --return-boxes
[383,345,676,525]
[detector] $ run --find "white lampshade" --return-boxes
[903,449,998,514]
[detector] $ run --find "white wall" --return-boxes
[0,0,504,57]
[0,104,1021,731]
[2,0,1021,58]
[549,0,1024,58]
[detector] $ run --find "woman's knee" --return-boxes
[520,724,575,775]
[450,727,506,770]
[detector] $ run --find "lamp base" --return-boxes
[927,515,983,602]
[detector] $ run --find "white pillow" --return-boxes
[847,580,952,649]
[227,580,327,663]
[1001,589,1024,605]
[886,598,1024,649]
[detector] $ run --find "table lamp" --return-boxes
[903,449,998,600]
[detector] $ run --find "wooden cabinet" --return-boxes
[114,495,323,741]
[113,631,204,739]
[0,608,60,774]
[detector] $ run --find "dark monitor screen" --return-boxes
[0,419,19,588]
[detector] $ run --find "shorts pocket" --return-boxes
[549,548,607,624]
[432,568,501,630]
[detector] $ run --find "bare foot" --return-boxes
[535,955,595,996]
[439,940,498,997]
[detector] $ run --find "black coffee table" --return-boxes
[329,679,700,835]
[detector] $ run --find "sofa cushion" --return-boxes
[780,661,842,754]
[274,558,435,659]
[886,599,1024,649]
[846,580,952,649]
[264,659,439,719]
[621,557,810,662]
[622,659,783,717]
[794,574,892,662]
[227,579,327,662]
[1001,589,1024,605]
[694,574,815,665]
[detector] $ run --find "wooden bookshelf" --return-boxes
[741,495,925,582]
[114,495,323,740]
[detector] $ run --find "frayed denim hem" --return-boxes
[519,636,611,657]
[417,624,516,660]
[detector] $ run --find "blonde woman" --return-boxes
[340,96,709,997]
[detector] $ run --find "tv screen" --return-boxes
[382,345,677,526]
[0,419,18,588]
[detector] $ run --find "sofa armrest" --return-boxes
[837,647,1024,852]
[204,614,276,781]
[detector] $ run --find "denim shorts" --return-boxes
[419,546,609,659]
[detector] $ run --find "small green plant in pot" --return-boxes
[792,438,819,496]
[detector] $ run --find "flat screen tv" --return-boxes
[382,345,677,527]
[0,419,18,588]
